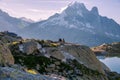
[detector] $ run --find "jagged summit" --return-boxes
[21,1,120,46]
[68,1,86,9]
[64,2,88,14]
[0,9,9,17]
[91,7,99,15]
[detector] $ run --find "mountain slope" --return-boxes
[21,2,120,46]
[0,9,31,32]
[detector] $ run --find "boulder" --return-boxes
[45,44,105,74]
[61,45,105,74]
[0,41,14,66]
[19,40,42,55]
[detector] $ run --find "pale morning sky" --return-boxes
[0,0,120,24]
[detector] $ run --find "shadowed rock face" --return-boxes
[0,41,14,66]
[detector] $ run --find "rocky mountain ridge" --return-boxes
[0,2,120,46]
[19,2,120,46]
[0,9,32,32]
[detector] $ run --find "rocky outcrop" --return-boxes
[0,31,22,43]
[46,44,105,74]
[0,67,54,80]
[9,40,108,80]
[91,42,120,57]
[19,40,41,55]
[0,41,14,66]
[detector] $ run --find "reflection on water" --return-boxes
[99,57,120,73]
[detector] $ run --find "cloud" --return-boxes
[28,9,40,12]
[27,8,57,13]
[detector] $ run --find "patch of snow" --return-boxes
[68,1,85,9]
[79,27,95,34]
[105,32,120,38]
[45,11,70,28]
[69,24,78,29]
[86,23,94,29]
[105,32,114,37]
[77,10,83,17]
[60,6,68,13]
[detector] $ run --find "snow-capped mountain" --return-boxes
[0,9,31,32]
[20,17,34,23]
[21,2,120,46]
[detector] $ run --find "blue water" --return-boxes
[99,57,120,73]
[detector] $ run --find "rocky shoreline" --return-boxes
[91,42,120,57]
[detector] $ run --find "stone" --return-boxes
[20,40,42,55]
[0,41,14,66]
[0,67,54,80]
[48,64,55,68]
[54,61,60,65]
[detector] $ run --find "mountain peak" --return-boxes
[20,17,34,23]
[62,2,88,16]
[68,1,86,9]
[91,7,99,15]
[0,9,9,16]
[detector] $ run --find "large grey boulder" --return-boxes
[19,40,42,55]
[45,44,106,74]
[0,41,14,66]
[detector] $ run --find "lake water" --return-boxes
[99,57,120,73]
